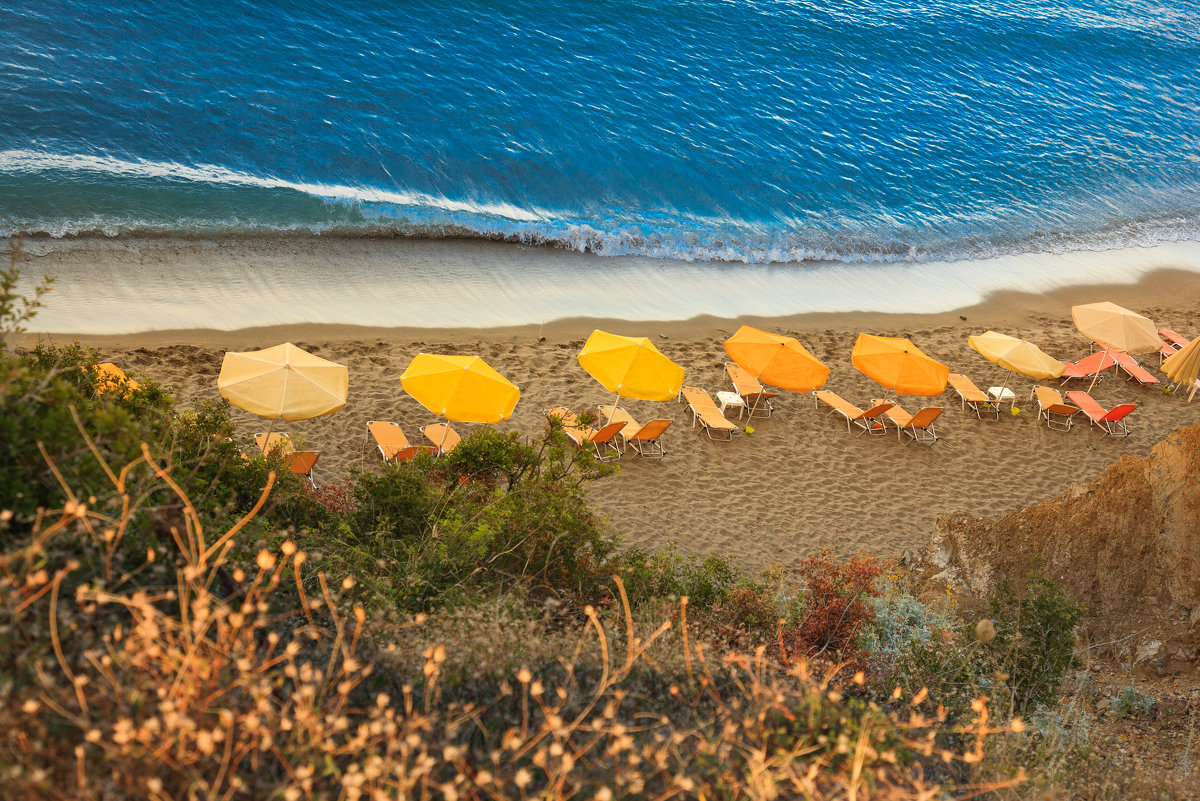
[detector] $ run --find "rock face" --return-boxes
[919,422,1200,673]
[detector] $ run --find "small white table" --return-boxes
[716,390,746,419]
[988,386,1016,408]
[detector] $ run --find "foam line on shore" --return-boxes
[17,236,1200,335]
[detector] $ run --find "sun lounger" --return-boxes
[812,391,892,436]
[1059,351,1117,382]
[947,373,1000,420]
[420,423,462,456]
[1030,386,1080,431]
[724,363,778,418]
[1159,328,1190,350]
[1064,391,1136,437]
[679,386,740,440]
[255,431,320,485]
[874,400,942,444]
[623,418,671,457]
[365,420,432,463]
[1109,352,1158,386]
[545,408,624,460]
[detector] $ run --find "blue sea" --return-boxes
[2,0,1199,266]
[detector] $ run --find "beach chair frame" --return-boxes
[679,386,740,440]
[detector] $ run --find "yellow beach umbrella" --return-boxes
[400,353,520,423]
[851,334,949,397]
[1162,337,1200,402]
[968,331,1065,380]
[723,325,830,393]
[218,342,348,421]
[577,330,685,403]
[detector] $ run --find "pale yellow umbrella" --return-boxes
[968,331,1064,402]
[1161,337,1200,402]
[1072,302,1160,392]
[219,342,348,421]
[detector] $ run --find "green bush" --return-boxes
[1111,685,1156,719]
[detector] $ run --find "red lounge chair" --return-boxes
[1059,351,1117,382]
[1110,352,1158,386]
[1064,391,1136,437]
[1158,328,1191,366]
[365,421,432,463]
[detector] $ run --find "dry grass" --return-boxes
[1,444,1026,800]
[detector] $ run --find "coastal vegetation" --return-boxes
[0,262,1188,799]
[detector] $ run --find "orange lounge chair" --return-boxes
[724,362,778,418]
[812,391,892,436]
[1059,351,1117,382]
[421,423,462,456]
[1064,391,1136,437]
[1109,352,1158,386]
[365,420,432,463]
[947,373,999,420]
[623,418,671,458]
[1030,386,1080,431]
[679,386,740,440]
[874,400,942,445]
[255,431,321,486]
[545,408,624,460]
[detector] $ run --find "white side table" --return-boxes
[988,386,1016,408]
[715,390,746,419]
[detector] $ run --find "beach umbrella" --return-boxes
[723,325,830,393]
[90,362,142,396]
[1161,336,1200,402]
[723,325,829,416]
[851,334,949,397]
[400,353,520,449]
[968,331,1064,399]
[1071,301,1160,391]
[578,331,685,421]
[218,342,348,421]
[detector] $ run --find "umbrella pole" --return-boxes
[438,415,449,456]
[1085,349,1109,394]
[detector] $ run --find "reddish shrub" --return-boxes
[781,550,885,672]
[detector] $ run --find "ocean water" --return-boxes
[3,0,1199,269]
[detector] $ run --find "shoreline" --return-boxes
[10,234,1200,336]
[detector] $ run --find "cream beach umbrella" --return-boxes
[968,331,1064,398]
[218,342,348,421]
[1161,337,1200,402]
[577,330,685,422]
[1071,302,1160,392]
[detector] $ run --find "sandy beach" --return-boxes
[13,238,1200,570]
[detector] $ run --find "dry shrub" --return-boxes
[0,448,1025,800]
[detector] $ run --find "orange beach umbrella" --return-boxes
[723,325,830,393]
[851,334,949,397]
[218,342,348,421]
[400,353,520,423]
[577,330,685,402]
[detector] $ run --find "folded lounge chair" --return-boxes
[947,373,1000,420]
[875,401,942,445]
[255,431,321,486]
[724,363,778,418]
[1030,386,1080,431]
[1064,391,1136,437]
[1059,351,1117,382]
[1110,352,1158,386]
[420,423,462,456]
[679,386,740,440]
[812,391,892,436]
[365,420,432,463]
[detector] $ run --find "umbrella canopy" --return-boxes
[90,362,142,395]
[577,330,685,402]
[968,331,1065,380]
[218,342,348,421]
[1071,302,1160,356]
[723,325,830,393]
[400,353,520,422]
[1162,337,1200,402]
[851,334,949,396]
